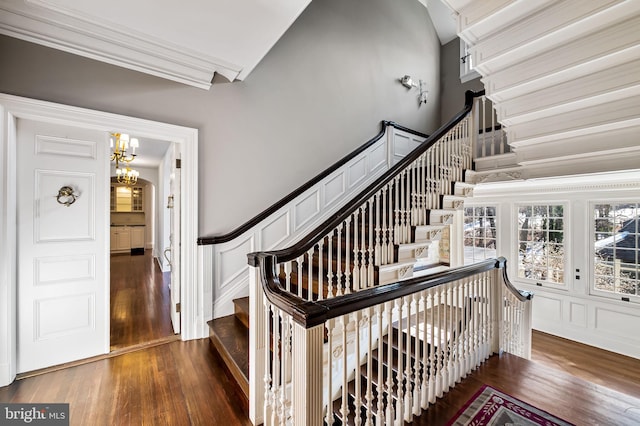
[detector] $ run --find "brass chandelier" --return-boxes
[116,166,140,185]
[111,133,140,185]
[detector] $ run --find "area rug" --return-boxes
[447,385,575,426]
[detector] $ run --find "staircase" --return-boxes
[208,297,250,411]
[205,91,533,425]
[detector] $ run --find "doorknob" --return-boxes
[163,247,172,267]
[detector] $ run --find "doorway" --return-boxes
[109,171,178,351]
[0,94,202,385]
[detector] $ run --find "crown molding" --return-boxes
[0,0,243,89]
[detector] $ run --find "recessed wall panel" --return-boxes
[393,133,410,158]
[35,254,95,285]
[324,173,346,206]
[36,294,95,339]
[569,302,587,327]
[595,307,640,340]
[218,237,254,289]
[35,170,95,242]
[369,143,387,172]
[348,157,367,188]
[532,295,562,322]
[261,212,290,249]
[294,190,320,230]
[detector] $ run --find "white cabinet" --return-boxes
[111,227,131,252]
[110,185,144,212]
[131,227,145,249]
[110,226,145,252]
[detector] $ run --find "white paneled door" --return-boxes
[17,119,109,373]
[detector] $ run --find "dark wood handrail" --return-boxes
[256,256,509,328]
[197,121,429,245]
[247,89,484,266]
[247,89,494,327]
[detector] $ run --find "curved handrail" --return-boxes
[197,121,429,245]
[256,256,507,328]
[497,257,533,301]
[248,89,483,266]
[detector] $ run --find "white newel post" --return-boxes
[292,323,324,426]
[249,265,265,425]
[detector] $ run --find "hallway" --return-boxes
[110,250,175,351]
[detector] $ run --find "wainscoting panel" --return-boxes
[368,143,387,172]
[569,302,587,328]
[294,190,320,231]
[595,307,640,341]
[391,129,426,165]
[205,123,430,319]
[261,212,290,250]
[324,172,346,206]
[531,294,562,324]
[347,156,367,189]
[217,236,254,290]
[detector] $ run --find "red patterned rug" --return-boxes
[447,385,575,426]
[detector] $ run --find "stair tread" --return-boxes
[232,296,249,315]
[233,297,250,328]
[207,315,249,398]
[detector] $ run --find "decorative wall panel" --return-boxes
[218,237,254,289]
[569,302,587,328]
[261,212,290,250]
[595,307,640,340]
[324,172,346,206]
[294,190,320,230]
[347,157,367,188]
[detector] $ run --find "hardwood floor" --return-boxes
[2,327,640,425]
[0,340,251,425]
[110,251,175,350]
[531,330,640,399]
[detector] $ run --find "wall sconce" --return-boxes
[399,75,429,106]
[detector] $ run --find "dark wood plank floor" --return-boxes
[110,251,175,350]
[531,330,640,399]
[0,340,251,425]
[3,325,640,425]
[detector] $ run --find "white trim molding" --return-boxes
[0,93,201,386]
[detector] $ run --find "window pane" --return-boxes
[517,204,565,284]
[592,202,640,299]
[464,205,498,265]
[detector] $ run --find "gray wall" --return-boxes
[439,38,484,125]
[0,0,442,236]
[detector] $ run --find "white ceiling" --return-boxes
[0,0,457,90]
[127,137,172,168]
[0,0,312,88]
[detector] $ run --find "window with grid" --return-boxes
[593,202,639,299]
[463,206,497,265]
[517,204,565,285]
